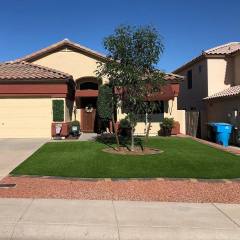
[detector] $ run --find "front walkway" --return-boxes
[51,133,98,142]
[0,138,47,180]
[0,198,240,240]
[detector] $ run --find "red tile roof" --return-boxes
[164,73,184,82]
[204,85,240,100]
[0,61,72,81]
[174,42,240,73]
[205,42,240,55]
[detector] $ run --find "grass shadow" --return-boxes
[96,133,144,150]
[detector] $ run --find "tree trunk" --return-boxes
[145,120,152,143]
[112,113,120,150]
[131,125,135,151]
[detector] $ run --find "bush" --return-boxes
[52,100,64,122]
[97,84,113,120]
[119,117,131,137]
[159,118,174,136]
[119,117,131,129]
[70,120,80,127]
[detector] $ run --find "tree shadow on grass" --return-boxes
[96,133,144,151]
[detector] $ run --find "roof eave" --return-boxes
[173,54,206,74]
[230,49,240,57]
[0,78,71,84]
[15,40,107,63]
[204,95,240,101]
[173,53,227,74]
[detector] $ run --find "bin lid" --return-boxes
[208,122,232,127]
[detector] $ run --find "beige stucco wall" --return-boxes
[165,97,186,134]
[33,48,107,124]
[33,48,108,83]
[206,97,240,128]
[177,59,208,138]
[178,57,236,111]
[207,58,232,96]
[117,97,186,136]
[234,53,240,85]
[0,98,52,138]
[177,59,208,111]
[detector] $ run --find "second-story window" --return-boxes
[198,65,202,72]
[187,70,192,89]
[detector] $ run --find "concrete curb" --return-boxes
[8,174,240,184]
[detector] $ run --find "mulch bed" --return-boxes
[102,146,163,155]
[0,176,240,203]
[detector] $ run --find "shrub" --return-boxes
[119,117,131,137]
[119,117,131,129]
[159,117,174,136]
[52,100,64,122]
[70,120,80,128]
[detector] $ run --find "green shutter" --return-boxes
[52,100,64,122]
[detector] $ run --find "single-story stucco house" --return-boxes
[0,39,186,138]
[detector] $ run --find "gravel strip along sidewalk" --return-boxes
[0,176,240,203]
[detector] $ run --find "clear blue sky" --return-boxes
[0,0,239,72]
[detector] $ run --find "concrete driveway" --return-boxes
[0,138,47,180]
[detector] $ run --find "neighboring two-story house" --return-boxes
[174,42,240,139]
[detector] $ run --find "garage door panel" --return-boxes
[0,98,53,138]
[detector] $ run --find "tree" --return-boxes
[97,25,165,151]
[137,100,163,143]
[97,84,120,147]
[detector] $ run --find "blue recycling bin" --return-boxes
[209,122,232,147]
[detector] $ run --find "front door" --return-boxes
[81,109,96,132]
[80,97,97,133]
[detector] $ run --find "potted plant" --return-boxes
[119,117,132,137]
[160,118,174,136]
[70,120,80,137]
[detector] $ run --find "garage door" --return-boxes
[0,98,52,138]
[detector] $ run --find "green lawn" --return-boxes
[11,137,240,179]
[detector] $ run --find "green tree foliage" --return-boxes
[97,84,113,120]
[97,25,165,151]
[97,84,120,147]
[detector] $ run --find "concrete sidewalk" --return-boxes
[1,199,240,239]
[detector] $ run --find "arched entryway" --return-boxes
[75,77,100,133]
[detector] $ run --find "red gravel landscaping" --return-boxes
[1,176,240,203]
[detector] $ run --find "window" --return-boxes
[134,101,164,122]
[187,70,192,89]
[153,101,164,114]
[198,65,202,73]
[80,82,98,90]
[134,101,164,114]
